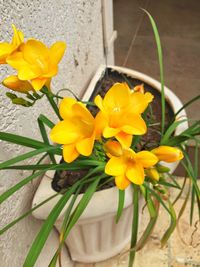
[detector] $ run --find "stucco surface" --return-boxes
[0,0,104,266]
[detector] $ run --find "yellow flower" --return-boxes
[50,98,97,163]
[6,39,66,91]
[0,24,24,64]
[146,168,160,181]
[94,83,153,147]
[2,75,34,93]
[105,141,158,189]
[152,146,184,163]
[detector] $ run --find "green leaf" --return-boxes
[0,146,61,170]
[161,120,187,145]
[48,167,106,266]
[38,114,55,129]
[116,189,125,223]
[136,185,159,251]
[0,168,53,204]
[144,183,170,213]
[38,116,56,164]
[174,95,200,118]
[161,200,176,247]
[62,176,101,237]
[0,132,47,149]
[23,185,78,267]
[48,186,82,267]
[1,160,105,171]
[129,185,139,267]
[143,9,165,136]
[172,176,187,205]
[0,193,59,235]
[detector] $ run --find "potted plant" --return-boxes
[0,11,199,267]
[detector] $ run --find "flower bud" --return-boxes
[152,146,183,163]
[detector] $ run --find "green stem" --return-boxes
[41,87,62,120]
[129,185,139,267]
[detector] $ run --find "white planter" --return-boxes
[32,65,188,263]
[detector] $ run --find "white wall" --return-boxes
[0,0,108,266]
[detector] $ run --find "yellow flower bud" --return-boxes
[2,75,33,93]
[134,84,144,94]
[146,168,160,181]
[104,140,123,157]
[152,146,184,163]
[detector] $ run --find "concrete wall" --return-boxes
[0,0,110,266]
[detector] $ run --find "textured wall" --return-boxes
[0,0,104,266]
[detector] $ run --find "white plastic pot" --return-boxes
[32,65,188,263]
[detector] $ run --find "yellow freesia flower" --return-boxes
[2,75,34,93]
[145,167,160,181]
[152,146,184,163]
[105,141,158,189]
[0,24,24,64]
[94,83,153,147]
[50,97,97,163]
[6,39,66,91]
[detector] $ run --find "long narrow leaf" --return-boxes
[0,168,51,204]
[23,184,78,267]
[174,95,200,118]
[137,185,159,251]
[128,185,139,267]
[38,116,56,164]
[0,146,61,170]
[160,200,176,247]
[116,189,125,223]
[161,120,187,145]
[0,132,46,149]
[143,9,165,135]
[0,193,59,235]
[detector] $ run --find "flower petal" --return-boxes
[59,97,77,120]
[23,39,49,70]
[126,162,145,185]
[121,114,147,135]
[115,175,130,190]
[63,144,79,163]
[105,157,126,176]
[136,151,158,168]
[6,51,27,69]
[103,126,120,138]
[94,95,104,111]
[115,132,132,148]
[50,120,80,144]
[11,24,24,47]
[76,134,95,156]
[0,43,13,63]
[31,77,48,91]
[94,111,108,139]
[50,41,66,65]
[130,92,154,113]
[103,83,131,111]
[72,102,94,125]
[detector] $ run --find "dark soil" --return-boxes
[52,68,174,193]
